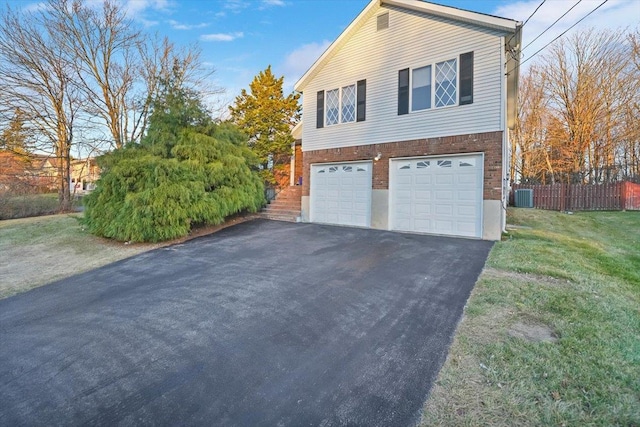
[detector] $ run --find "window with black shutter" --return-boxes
[357,79,366,122]
[398,68,409,115]
[316,90,324,128]
[459,51,474,105]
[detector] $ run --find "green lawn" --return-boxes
[422,209,640,426]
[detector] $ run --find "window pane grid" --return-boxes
[326,89,339,125]
[435,59,457,107]
[341,84,356,123]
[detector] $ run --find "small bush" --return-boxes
[0,190,60,220]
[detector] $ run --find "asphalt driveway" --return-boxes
[0,219,492,426]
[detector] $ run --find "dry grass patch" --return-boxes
[0,214,157,298]
[0,213,256,299]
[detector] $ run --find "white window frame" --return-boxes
[409,57,459,113]
[325,83,356,126]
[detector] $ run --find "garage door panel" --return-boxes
[414,203,431,216]
[435,174,454,185]
[414,190,432,201]
[414,218,432,230]
[415,175,432,185]
[435,191,453,200]
[457,174,477,185]
[456,205,477,217]
[390,154,482,238]
[311,162,372,228]
[457,221,477,235]
[395,204,411,215]
[457,190,476,201]
[434,219,453,233]
[435,204,453,215]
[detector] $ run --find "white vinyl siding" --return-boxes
[302,5,506,152]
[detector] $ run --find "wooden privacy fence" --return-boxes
[511,182,640,211]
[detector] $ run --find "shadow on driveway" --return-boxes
[0,219,492,426]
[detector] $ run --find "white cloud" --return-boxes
[200,32,244,42]
[262,0,286,7]
[138,18,160,28]
[168,20,209,30]
[281,40,332,89]
[224,0,248,12]
[123,0,172,16]
[494,0,640,68]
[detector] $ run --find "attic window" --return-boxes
[377,12,389,31]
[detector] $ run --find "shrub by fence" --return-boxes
[511,181,640,211]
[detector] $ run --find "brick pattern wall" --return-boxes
[294,142,303,185]
[302,131,503,200]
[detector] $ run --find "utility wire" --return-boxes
[507,0,547,47]
[506,0,609,75]
[522,0,583,51]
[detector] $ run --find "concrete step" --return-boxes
[261,186,302,222]
[267,201,302,209]
[266,208,301,215]
[259,212,301,222]
[264,206,301,214]
[270,193,302,202]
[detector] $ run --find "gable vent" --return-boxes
[377,12,389,31]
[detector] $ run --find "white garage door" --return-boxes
[390,154,483,238]
[310,161,372,227]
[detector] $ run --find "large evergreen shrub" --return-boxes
[83,79,264,242]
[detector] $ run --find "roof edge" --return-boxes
[384,0,519,31]
[294,0,381,92]
[294,0,521,93]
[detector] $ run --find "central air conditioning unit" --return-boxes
[514,189,534,208]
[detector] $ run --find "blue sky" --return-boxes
[11,0,640,111]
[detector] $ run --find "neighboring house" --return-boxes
[70,158,100,193]
[293,0,521,240]
[0,152,99,193]
[0,151,57,191]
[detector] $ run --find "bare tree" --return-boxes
[0,6,80,210]
[49,0,220,149]
[513,28,639,184]
[49,0,143,149]
[512,66,552,183]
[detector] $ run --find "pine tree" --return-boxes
[0,109,31,156]
[83,67,264,243]
[229,66,300,185]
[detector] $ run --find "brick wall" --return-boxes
[294,142,303,185]
[302,131,503,200]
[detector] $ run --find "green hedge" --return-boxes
[83,126,264,242]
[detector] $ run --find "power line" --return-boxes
[507,0,547,47]
[506,0,609,75]
[522,0,583,51]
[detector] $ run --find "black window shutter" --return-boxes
[316,90,324,128]
[459,52,474,105]
[398,68,409,115]
[357,79,366,122]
